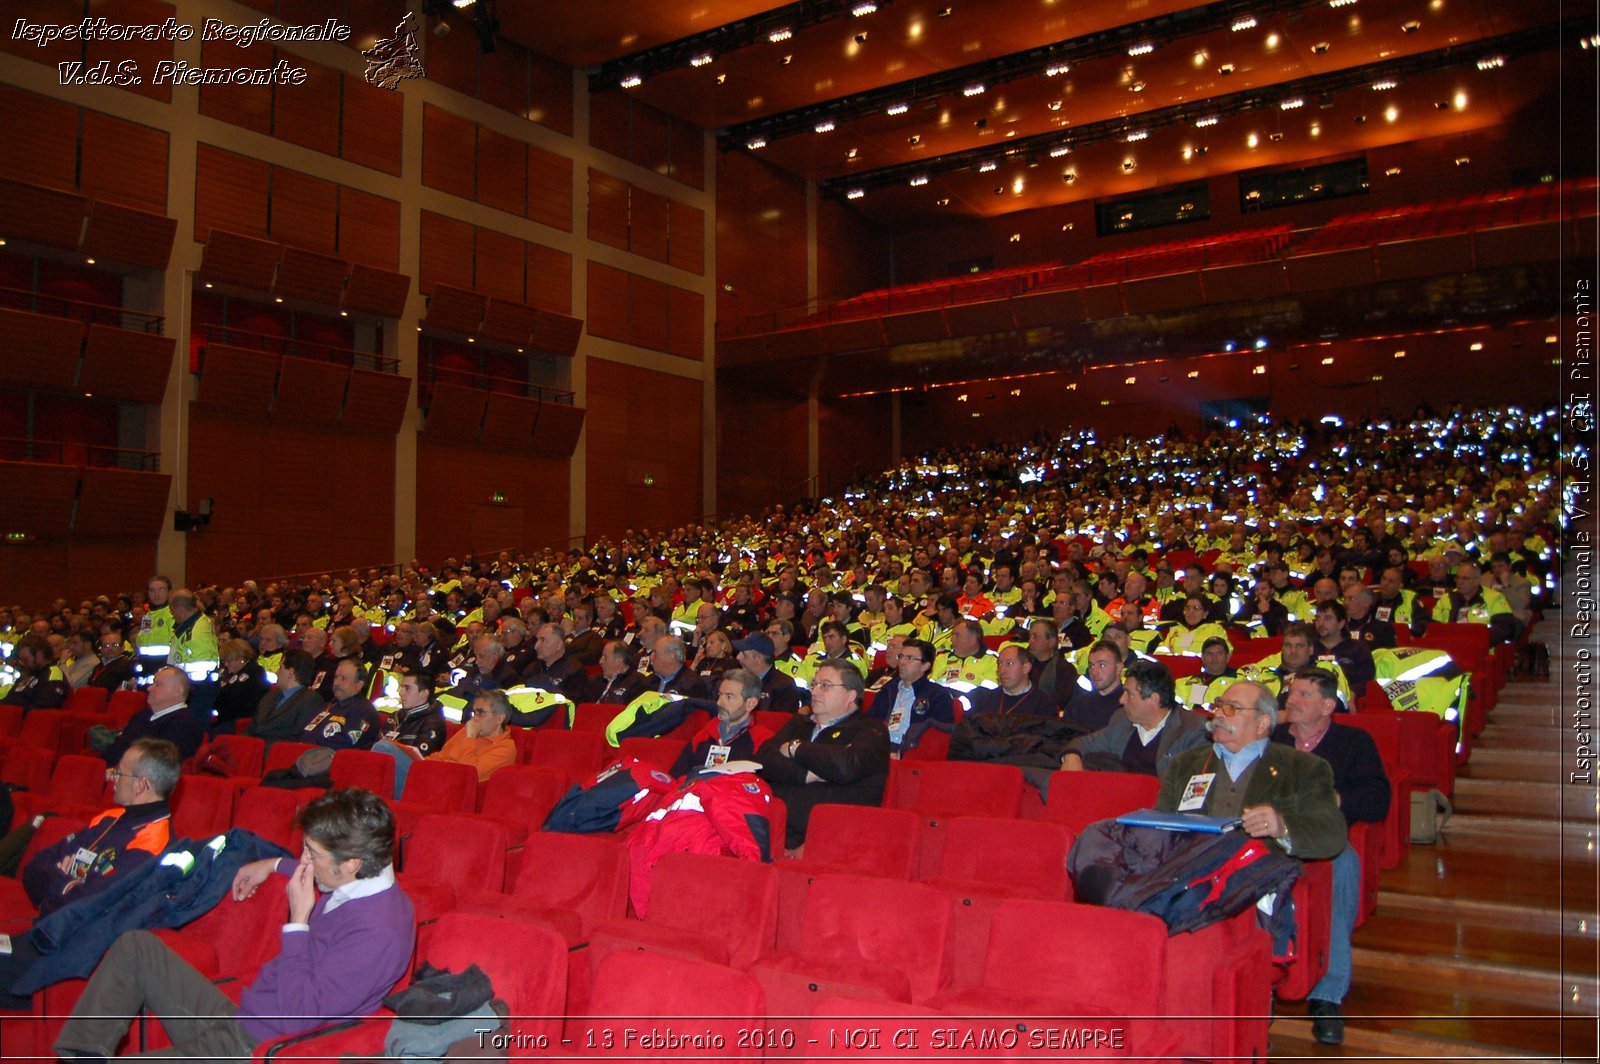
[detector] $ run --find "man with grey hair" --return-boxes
[670,667,776,777]
[645,635,706,699]
[520,623,587,701]
[1157,679,1345,858]
[103,666,204,766]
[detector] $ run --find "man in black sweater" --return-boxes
[1273,668,1390,1046]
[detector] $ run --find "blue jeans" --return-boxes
[1311,843,1360,1004]
[371,740,412,800]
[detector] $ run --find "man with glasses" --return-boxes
[868,638,955,755]
[758,660,890,853]
[1157,680,1346,857]
[86,621,136,693]
[0,738,180,1006]
[1060,659,1209,780]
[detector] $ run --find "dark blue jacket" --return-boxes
[868,675,956,752]
[17,829,291,993]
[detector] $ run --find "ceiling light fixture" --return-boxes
[1044,63,1069,76]
[1195,115,1219,127]
[963,82,986,96]
[1371,79,1397,90]
[1280,97,1305,109]
[1127,41,1154,56]
[814,119,836,132]
[846,188,865,199]
[1231,16,1258,31]
[909,174,929,186]
[1476,55,1504,69]
[850,1,877,16]
[886,101,909,115]
[1049,144,1072,157]
[746,136,767,149]
[978,160,998,172]
[619,73,642,88]
[689,52,713,67]
[767,28,792,43]
[1124,129,1148,141]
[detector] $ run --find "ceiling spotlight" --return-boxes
[978,160,998,172]
[993,186,1004,195]
[715,73,725,84]
[1328,0,1358,7]
[768,27,792,43]
[936,197,950,205]
[1454,156,1471,166]
[908,134,921,145]
[1401,20,1421,32]
[779,54,792,64]
[850,1,877,16]
[1384,166,1402,175]
[855,31,868,43]
[1121,158,1136,171]
[1062,171,1076,183]
[1217,63,1235,75]
[1047,100,1063,111]
[963,82,986,96]
[1045,62,1069,76]
[1049,144,1072,157]
[619,73,643,88]
[939,6,953,16]
[814,119,835,132]
[1371,79,1397,90]
[1247,132,1259,147]
[886,102,909,115]
[909,174,929,186]
[746,136,767,149]
[1195,115,1219,127]
[1268,131,1284,141]
[845,188,865,200]
[1384,104,1399,122]
[689,52,713,67]
[1127,41,1154,56]
[1231,16,1258,31]
[846,147,858,159]
[1312,41,1330,53]
[1476,55,1504,69]
[451,0,476,8]
[1124,129,1148,141]
[1353,114,1366,123]
[1280,97,1305,109]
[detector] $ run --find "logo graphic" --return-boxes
[363,13,425,91]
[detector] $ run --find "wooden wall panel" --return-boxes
[667,286,704,362]
[80,112,168,214]
[816,199,890,306]
[630,187,670,264]
[423,105,476,200]
[585,357,701,538]
[588,92,630,165]
[86,0,175,103]
[669,200,705,275]
[195,146,270,242]
[668,121,704,191]
[525,243,572,317]
[473,229,525,303]
[273,55,342,157]
[269,168,338,256]
[586,262,629,343]
[476,46,528,118]
[527,51,574,137]
[587,169,630,251]
[526,146,572,232]
[422,21,479,96]
[714,152,806,328]
[419,210,474,295]
[476,128,527,218]
[627,274,668,353]
[340,73,403,176]
[198,37,272,134]
[337,188,401,272]
[0,86,77,191]
[415,438,570,563]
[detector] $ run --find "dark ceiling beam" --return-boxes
[816,20,1576,198]
[720,0,1296,149]
[589,0,897,92]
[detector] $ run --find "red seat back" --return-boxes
[425,912,567,1046]
[398,759,478,812]
[262,741,315,776]
[527,730,607,784]
[233,785,313,853]
[45,754,111,807]
[479,764,567,827]
[984,899,1167,1011]
[569,702,618,734]
[64,687,108,714]
[405,813,506,897]
[802,804,922,879]
[894,761,1023,819]
[648,853,779,970]
[169,773,236,838]
[510,831,630,936]
[209,735,265,779]
[800,873,954,1002]
[616,736,685,772]
[330,749,396,797]
[586,952,765,1057]
[107,690,146,728]
[1042,770,1160,835]
[931,816,1074,900]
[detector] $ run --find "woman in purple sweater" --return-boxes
[54,788,414,1061]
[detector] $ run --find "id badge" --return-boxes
[887,705,907,731]
[705,744,731,768]
[1178,773,1215,812]
[1375,606,1392,622]
[71,847,98,880]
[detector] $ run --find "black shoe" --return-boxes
[1308,999,1345,1045]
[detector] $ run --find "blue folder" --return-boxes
[1115,808,1243,833]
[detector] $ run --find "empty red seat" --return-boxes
[578,951,766,1059]
[774,804,921,951]
[1041,770,1160,835]
[750,872,953,1017]
[63,687,108,715]
[168,773,235,838]
[589,852,778,973]
[232,785,312,853]
[329,748,395,797]
[528,730,608,785]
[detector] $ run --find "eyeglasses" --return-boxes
[811,680,843,691]
[1209,698,1256,718]
[106,769,144,782]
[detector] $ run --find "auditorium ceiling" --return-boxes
[495,0,1584,219]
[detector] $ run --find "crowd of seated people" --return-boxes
[0,401,1562,1050]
